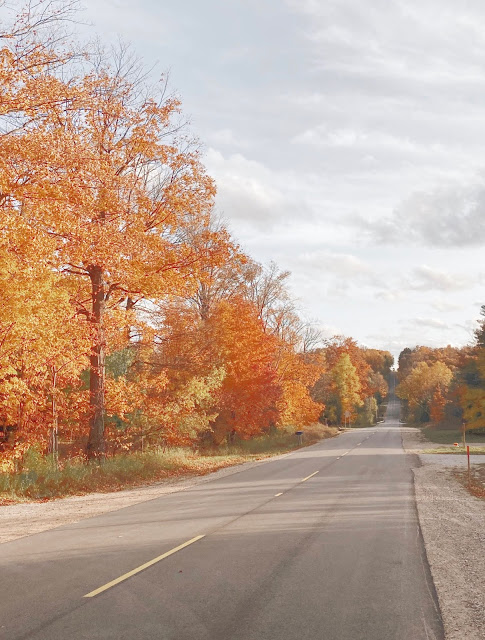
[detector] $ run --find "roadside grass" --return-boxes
[423,447,485,455]
[0,424,337,502]
[416,424,485,446]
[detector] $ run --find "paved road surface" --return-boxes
[0,397,444,639]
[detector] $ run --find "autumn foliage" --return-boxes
[395,342,484,430]
[310,338,392,426]
[0,3,390,471]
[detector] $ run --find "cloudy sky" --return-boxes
[66,1,485,355]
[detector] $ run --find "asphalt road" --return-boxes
[0,398,444,640]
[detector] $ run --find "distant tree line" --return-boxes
[396,307,485,432]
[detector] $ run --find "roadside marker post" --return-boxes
[467,445,471,487]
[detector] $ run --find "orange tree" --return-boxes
[1,51,218,457]
[151,296,281,445]
[205,298,281,443]
[0,244,89,464]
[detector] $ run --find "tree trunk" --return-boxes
[49,368,59,468]
[126,296,134,342]
[87,266,106,459]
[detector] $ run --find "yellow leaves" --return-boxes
[0,232,89,449]
[430,387,447,424]
[368,371,388,399]
[0,441,31,473]
[457,348,485,430]
[461,385,485,430]
[397,361,453,408]
[277,380,322,427]
[105,377,137,419]
[275,344,323,427]
[331,353,363,413]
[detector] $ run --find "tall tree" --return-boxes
[331,353,363,424]
[1,48,217,457]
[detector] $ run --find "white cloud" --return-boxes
[375,290,407,303]
[205,148,315,230]
[292,127,425,155]
[297,250,373,278]
[209,128,250,149]
[361,182,485,247]
[431,299,464,312]
[205,149,286,227]
[410,317,451,330]
[318,323,343,339]
[289,251,387,298]
[405,265,471,292]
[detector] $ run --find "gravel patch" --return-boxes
[0,454,290,545]
[403,428,485,640]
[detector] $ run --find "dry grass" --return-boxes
[0,424,337,502]
[424,447,485,455]
[453,465,485,499]
[418,424,485,445]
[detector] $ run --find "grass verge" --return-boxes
[417,424,485,445]
[423,447,485,455]
[0,424,337,502]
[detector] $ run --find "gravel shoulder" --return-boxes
[402,427,485,640]
[0,454,291,545]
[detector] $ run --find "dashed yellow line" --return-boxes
[301,471,319,482]
[84,535,205,598]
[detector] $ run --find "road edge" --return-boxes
[402,427,485,640]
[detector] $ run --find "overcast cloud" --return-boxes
[26,0,485,357]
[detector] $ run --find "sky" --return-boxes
[20,0,485,357]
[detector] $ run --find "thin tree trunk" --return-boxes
[126,296,134,342]
[87,265,106,459]
[50,368,59,468]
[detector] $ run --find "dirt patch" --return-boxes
[403,427,485,640]
[401,426,441,452]
[454,466,485,499]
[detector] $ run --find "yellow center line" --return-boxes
[301,471,319,482]
[84,535,205,598]
[274,492,283,497]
